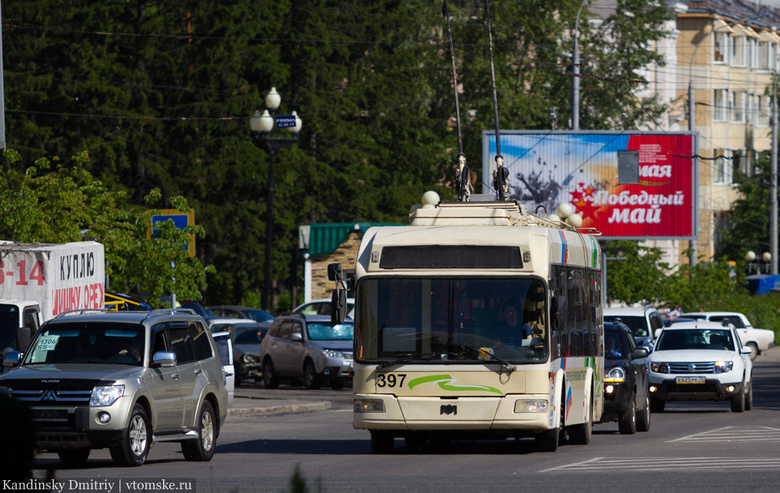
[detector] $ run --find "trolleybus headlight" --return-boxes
[354,399,385,413]
[604,367,626,383]
[514,400,548,413]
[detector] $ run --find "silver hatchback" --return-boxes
[259,314,353,390]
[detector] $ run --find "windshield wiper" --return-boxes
[459,344,516,373]
[377,352,438,369]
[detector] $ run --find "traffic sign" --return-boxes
[275,115,297,128]
[146,209,196,257]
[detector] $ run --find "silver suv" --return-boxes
[260,314,353,390]
[0,309,228,467]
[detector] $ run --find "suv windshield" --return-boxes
[25,323,145,366]
[608,316,648,338]
[656,329,735,351]
[306,322,354,341]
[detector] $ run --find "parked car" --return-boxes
[212,331,235,407]
[292,298,355,320]
[647,320,753,413]
[233,324,269,385]
[604,305,664,350]
[600,321,651,434]
[0,308,228,467]
[679,311,774,359]
[260,314,353,390]
[208,317,258,335]
[208,305,274,323]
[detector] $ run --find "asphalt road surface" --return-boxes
[27,347,780,493]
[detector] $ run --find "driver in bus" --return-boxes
[494,300,533,347]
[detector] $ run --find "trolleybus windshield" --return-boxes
[355,277,547,364]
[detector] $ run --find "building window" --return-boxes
[714,89,728,121]
[749,38,757,68]
[732,35,746,67]
[746,94,754,124]
[758,95,770,126]
[732,92,746,123]
[713,149,733,185]
[758,42,771,70]
[714,33,729,63]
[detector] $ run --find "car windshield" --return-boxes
[708,316,746,328]
[25,323,146,366]
[306,322,354,341]
[656,329,735,351]
[607,316,647,338]
[604,329,627,360]
[243,309,274,323]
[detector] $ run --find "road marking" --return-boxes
[669,426,780,443]
[541,456,780,473]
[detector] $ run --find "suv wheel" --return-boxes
[263,358,280,389]
[182,401,217,461]
[731,381,746,413]
[636,394,651,432]
[110,404,150,467]
[745,378,753,411]
[58,449,90,466]
[303,361,321,389]
[618,392,637,434]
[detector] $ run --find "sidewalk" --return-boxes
[227,387,335,417]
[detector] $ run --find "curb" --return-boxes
[228,401,333,417]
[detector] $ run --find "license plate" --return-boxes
[676,376,705,384]
[32,409,68,422]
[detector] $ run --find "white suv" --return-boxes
[679,311,774,359]
[648,321,753,413]
[604,306,664,350]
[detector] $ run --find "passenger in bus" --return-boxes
[494,301,533,347]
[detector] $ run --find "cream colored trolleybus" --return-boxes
[334,199,604,453]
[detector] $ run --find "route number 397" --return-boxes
[376,373,406,388]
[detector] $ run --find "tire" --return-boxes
[731,382,746,413]
[109,404,150,467]
[58,449,90,466]
[747,342,759,361]
[569,394,592,445]
[618,392,637,434]
[303,361,321,390]
[182,401,217,462]
[536,390,564,452]
[370,430,394,453]
[636,394,651,432]
[650,397,665,413]
[745,378,753,411]
[263,358,280,389]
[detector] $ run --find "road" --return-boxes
[29,349,780,493]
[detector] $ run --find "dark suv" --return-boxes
[600,321,651,434]
[259,314,353,390]
[0,309,228,467]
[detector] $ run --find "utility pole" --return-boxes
[771,76,778,275]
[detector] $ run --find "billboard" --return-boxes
[482,131,698,240]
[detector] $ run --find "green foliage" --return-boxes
[2,1,681,311]
[0,150,212,305]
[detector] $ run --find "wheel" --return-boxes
[331,378,344,390]
[182,401,217,461]
[536,389,564,452]
[745,378,753,411]
[650,397,665,413]
[618,391,637,434]
[731,382,746,413]
[303,361,321,389]
[370,430,394,453]
[263,358,280,389]
[569,394,592,445]
[109,404,150,467]
[58,449,90,466]
[747,342,759,361]
[636,394,651,432]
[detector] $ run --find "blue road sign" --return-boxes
[275,115,297,128]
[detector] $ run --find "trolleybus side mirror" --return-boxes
[328,263,347,325]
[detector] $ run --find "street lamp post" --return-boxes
[250,87,302,311]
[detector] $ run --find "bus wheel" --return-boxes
[569,395,593,444]
[370,431,394,454]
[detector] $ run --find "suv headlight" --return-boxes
[714,361,734,373]
[604,367,626,383]
[323,349,344,359]
[90,385,125,407]
[651,362,669,374]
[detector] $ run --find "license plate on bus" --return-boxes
[676,376,705,384]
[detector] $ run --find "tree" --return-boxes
[0,149,212,305]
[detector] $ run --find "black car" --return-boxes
[600,321,651,434]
